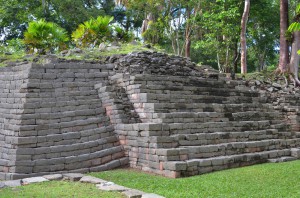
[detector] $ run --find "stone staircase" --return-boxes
[99,73,300,178]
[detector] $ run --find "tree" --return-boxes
[194,0,242,72]
[278,0,289,72]
[247,0,280,72]
[288,3,300,85]
[240,0,250,74]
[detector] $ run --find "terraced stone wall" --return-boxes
[1,52,300,180]
[0,60,127,180]
[0,63,32,179]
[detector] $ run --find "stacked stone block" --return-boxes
[106,73,300,178]
[1,51,300,180]
[0,60,127,180]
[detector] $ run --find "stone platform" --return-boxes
[0,51,299,179]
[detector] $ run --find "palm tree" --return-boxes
[72,16,114,47]
[23,19,69,54]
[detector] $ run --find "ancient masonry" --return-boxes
[0,51,300,180]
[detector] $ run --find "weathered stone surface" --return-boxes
[79,176,107,184]
[291,148,300,158]
[142,193,165,198]
[43,174,63,181]
[22,177,49,185]
[96,182,129,192]
[0,182,5,188]
[122,189,144,198]
[2,180,22,187]
[1,51,300,180]
[63,173,84,181]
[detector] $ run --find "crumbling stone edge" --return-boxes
[0,173,165,198]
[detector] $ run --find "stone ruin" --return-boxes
[0,51,300,180]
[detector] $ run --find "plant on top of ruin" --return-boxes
[72,16,114,48]
[23,19,69,54]
[113,26,134,43]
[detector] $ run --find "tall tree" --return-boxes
[278,0,289,72]
[240,0,250,74]
[288,3,300,85]
[247,0,280,72]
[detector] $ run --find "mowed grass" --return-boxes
[90,160,300,198]
[0,181,125,198]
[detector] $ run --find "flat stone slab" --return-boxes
[3,180,22,187]
[142,193,165,198]
[43,174,63,181]
[63,173,84,181]
[96,182,129,192]
[122,189,144,198]
[79,176,107,184]
[291,148,300,158]
[22,177,49,185]
[0,182,5,188]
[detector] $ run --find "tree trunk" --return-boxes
[185,8,191,58]
[278,0,289,72]
[240,0,250,74]
[289,31,300,84]
[233,42,239,73]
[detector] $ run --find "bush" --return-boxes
[113,26,134,43]
[72,16,114,48]
[23,19,69,54]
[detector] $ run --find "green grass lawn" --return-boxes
[0,181,125,198]
[90,160,300,198]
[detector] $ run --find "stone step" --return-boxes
[130,93,258,104]
[180,139,300,159]
[160,149,292,177]
[133,84,260,98]
[167,120,274,135]
[229,111,284,121]
[171,129,287,146]
[267,156,297,163]
[140,111,283,123]
[130,74,229,88]
[140,112,228,123]
[137,103,273,113]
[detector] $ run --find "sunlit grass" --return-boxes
[90,160,300,198]
[0,181,125,198]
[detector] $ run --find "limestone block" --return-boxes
[79,176,107,184]
[291,148,300,158]
[43,174,63,180]
[96,182,129,192]
[63,173,85,181]
[22,177,49,185]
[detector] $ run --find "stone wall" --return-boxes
[0,51,300,180]
[0,63,32,179]
[0,59,127,180]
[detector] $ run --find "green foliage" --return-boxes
[0,181,124,198]
[72,16,114,48]
[91,161,300,198]
[0,39,25,54]
[289,22,300,32]
[114,26,134,43]
[0,0,116,41]
[142,19,166,44]
[193,0,242,71]
[23,19,69,54]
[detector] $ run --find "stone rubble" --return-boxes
[0,174,166,198]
